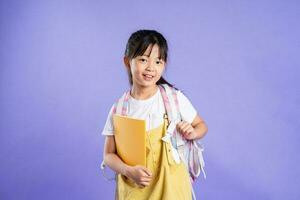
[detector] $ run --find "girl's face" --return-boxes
[127,44,166,88]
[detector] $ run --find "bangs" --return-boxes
[132,42,167,62]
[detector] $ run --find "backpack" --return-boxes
[100,84,206,183]
[157,84,206,182]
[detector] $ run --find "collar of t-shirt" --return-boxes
[128,87,160,106]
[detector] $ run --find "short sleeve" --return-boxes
[101,104,115,136]
[177,90,197,124]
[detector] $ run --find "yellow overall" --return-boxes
[116,114,192,200]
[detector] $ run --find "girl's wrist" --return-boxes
[122,165,132,177]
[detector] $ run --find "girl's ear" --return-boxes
[123,56,130,69]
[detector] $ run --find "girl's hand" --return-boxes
[126,165,153,187]
[176,121,196,140]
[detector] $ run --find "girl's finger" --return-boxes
[182,124,191,133]
[140,181,150,186]
[177,125,181,132]
[137,184,146,188]
[178,121,184,125]
[177,121,187,128]
[178,122,188,131]
[141,167,152,177]
[141,176,152,182]
[183,129,193,138]
[186,130,195,139]
[176,125,179,132]
[177,121,183,126]
[186,127,194,134]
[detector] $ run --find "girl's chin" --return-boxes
[135,80,157,87]
[141,82,156,87]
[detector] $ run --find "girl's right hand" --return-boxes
[126,165,153,187]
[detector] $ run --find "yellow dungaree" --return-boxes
[116,114,192,200]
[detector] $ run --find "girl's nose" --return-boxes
[146,67,154,72]
[146,64,155,71]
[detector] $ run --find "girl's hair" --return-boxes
[124,29,177,90]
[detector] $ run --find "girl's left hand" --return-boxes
[176,121,195,140]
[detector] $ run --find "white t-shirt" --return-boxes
[101,87,197,136]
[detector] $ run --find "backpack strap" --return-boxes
[159,84,186,146]
[158,84,182,164]
[112,103,117,115]
[158,84,177,120]
[114,90,130,115]
[159,84,207,181]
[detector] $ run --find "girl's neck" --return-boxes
[130,84,158,100]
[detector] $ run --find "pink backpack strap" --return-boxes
[158,85,174,131]
[171,87,180,114]
[113,90,131,116]
[121,90,130,116]
[112,103,117,114]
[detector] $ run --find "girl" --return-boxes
[102,29,208,200]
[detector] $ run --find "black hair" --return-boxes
[124,29,177,90]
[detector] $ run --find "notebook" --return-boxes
[113,114,146,167]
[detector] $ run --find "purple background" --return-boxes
[1,0,299,199]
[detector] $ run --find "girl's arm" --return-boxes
[103,136,131,176]
[175,90,208,141]
[190,114,208,140]
[103,136,153,186]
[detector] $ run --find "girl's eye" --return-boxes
[140,58,147,62]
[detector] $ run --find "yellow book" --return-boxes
[113,114,146,167]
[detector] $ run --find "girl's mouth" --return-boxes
[143,74,154,81]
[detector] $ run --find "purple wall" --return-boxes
[1,0,299,199]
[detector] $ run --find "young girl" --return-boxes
[102,29,208,200]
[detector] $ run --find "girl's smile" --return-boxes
[143,73,154,81]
